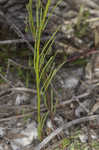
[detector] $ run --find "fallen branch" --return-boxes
[58,92,90,106]
[0,87,37,98]
[0,112,34,122]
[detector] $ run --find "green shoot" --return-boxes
[26,0,64,139]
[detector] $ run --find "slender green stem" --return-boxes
[26,0,63,140]
[36,36,41,138]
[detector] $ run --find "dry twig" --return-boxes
[0,72,14,87]
[0,39,25,45]
[11,24,34,54]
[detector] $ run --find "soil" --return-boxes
[0,0,99,150]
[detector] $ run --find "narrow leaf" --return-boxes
[43,0,63,30]
[43,61,66,93]
[40,55,55,80]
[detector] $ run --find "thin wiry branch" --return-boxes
[7,58,33,70]
[11,24,34,54]
[0,39,26,45]
[0,72,14,87]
